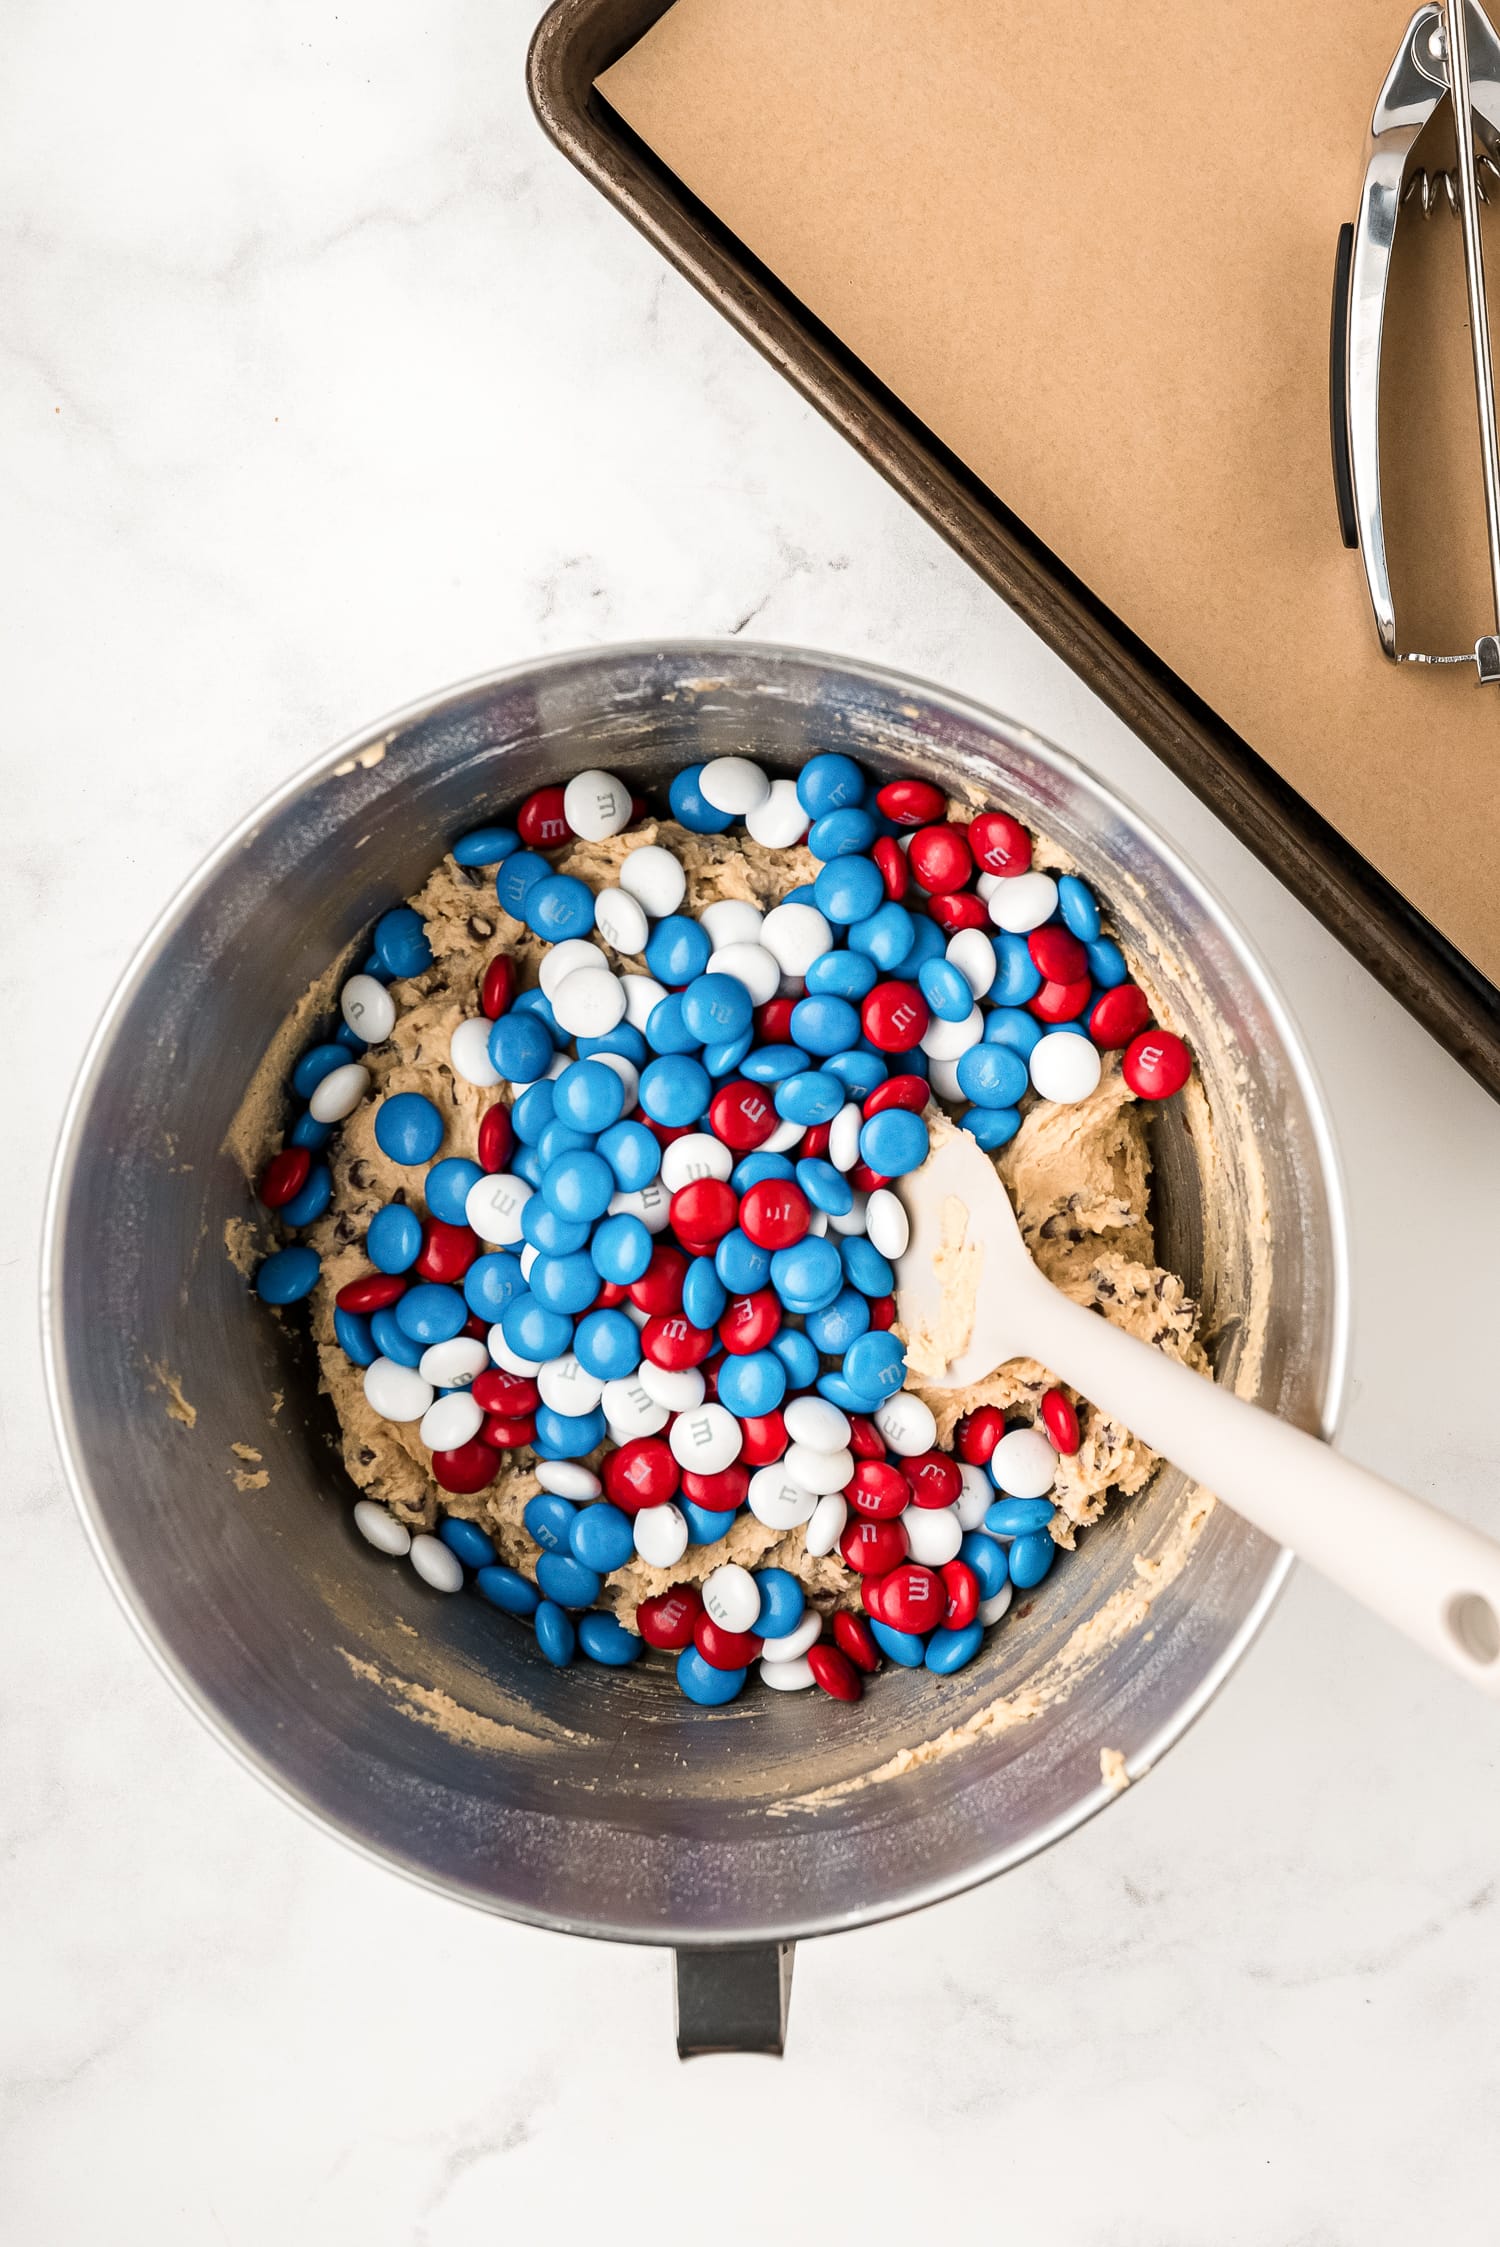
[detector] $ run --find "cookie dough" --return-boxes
[252,816,1205,1631]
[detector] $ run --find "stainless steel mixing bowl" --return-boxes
[43,643,1347,2048]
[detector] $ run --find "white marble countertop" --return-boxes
[6,3,1500,2238]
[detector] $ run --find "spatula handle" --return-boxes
[1028,1286,1500,1693]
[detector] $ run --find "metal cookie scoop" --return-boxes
[896,1129,1500,1692]
[1331,0,1500,679]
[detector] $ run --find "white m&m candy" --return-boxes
[593,887,649,956]
[563,768,632,841]
[450,1017,502,1086]
[697,756,770,815]
[1029,1032,1102,1105]
[466,1172,531,1245]
[308,1062,370,1123]
[340,973,396,1044]
[668,1403,742,1474]
[551,967,626,1038]
[745,778,810,849]
[991,1427,1058,1499]
[619,846,685,918]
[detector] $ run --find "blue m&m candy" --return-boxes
[590,1212,652,1284]
[772,1327,820,1390]
[288,1111,333,1152]
[534,1600,576,1668]
[370,1305,423,1366]
[255,1245,319,1304]
[535,1552,604,1609]
[639,1055,710,1128]
[597,1118,660,1190]
[965,1106,1021,1150]
[681,973,753,1044]
[425,1157,483,1226]
[925,1622,983,1674]
[1086,936,1128,988]
[681,1500,734,1545]
[669,765,734,834]
[291,1042,350,1099]
[534,1404,608,1460]
[959,1530,1008,1599]
[372,906,432,979]
[848,902,914,971]
[578,1611,643,1665]
[526,875,595,943]
[775,1071,844,1126]
[573,1307,642,1380]
[496,851,553,920]
[993,931,1043,1005]
[796,752,866,817]
[869,1619,925,1668]
[844,1329,906,1400]
[463,1252,525,1322]
[530,1251,600,1315]
[570,1502,635,1574]
[501,1293,573,1363]
[806,950,877,999]
[1007,1531,1056,1588]
[488,1012,554,1084]
[789,995,859,1056]
[453,824,519,867]
[956,1043,1030,1108]
[367,1203,422,1272]
[717,1350,787,1416]
[716,1228,771,1294]
[541,1150,616,1224]
[553,1059,625,1133]
[683,1255,727,1328]
[808,806,877,859]
[1057,875,1101,942]
[917,958,974,1023]
[440,1517,497,1569]
[985,1006,1044,1058]
[752,1569,805,1638]
[281,1164,332,1228]
[770,1234,843,1310]
[858,1108,929,1176]
[805,1288,869,1353]
[334,1306,377,1365]
[475,1564,540,1616]
[522,1199,591,1255]
[813,854,884,925]
[841,1236,894,1296]
[676,1647,747,1704]
[645,915,712,987]
[374,1091,444,1165]
[394,1283,466,1345]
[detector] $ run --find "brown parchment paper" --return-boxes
[601,0,1500,982]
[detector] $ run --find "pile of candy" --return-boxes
[252,752,1192,1706]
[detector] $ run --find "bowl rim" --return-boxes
[40,638,1350,1946]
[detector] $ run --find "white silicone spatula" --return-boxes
[895,1130,1500,1693]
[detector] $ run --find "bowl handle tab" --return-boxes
[673,1942,795,2059]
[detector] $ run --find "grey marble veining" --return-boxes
[4,2,1499,2240]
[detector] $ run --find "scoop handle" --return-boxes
[1024,1283,1500,1694]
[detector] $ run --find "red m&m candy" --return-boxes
[927,890,988,933]
[756,997,797,1044]
[833,1611,881,1673]
[868,1295,897,1331]
[638,1584,702,1648]
[841,1517,909,1575]
[708,1080,778,1150]
[516,787,572,849]
[643,1314,715,1371]
[1030,976,1092,1024]
[471,1370,538,1414]
[669,1178,738,1251]
[903,1450,961,1508]
[872,1563,945,1632]
[738,1410,788,1465]
[258,1147,311,1208]
[483,1414,536,1448]
[863,1073,929,1115]
[876,777,946,825]
[1122,1029,1192,1100]
[873,836,908,899]
[480,955,515,1019]
[415,1220,480,1283]
[969,810,1032,875]
[431,1439,501,1495]
[719,1290,781,1354]
[847,1459,910,1518]
[862,980,930,1052]
[847,1416,885,1458]
[1041,1387,1081,1454]
[739,1179,810,1250]
[1029,925,1089,984]
[477,1103,513,1174]
[695,1615,764,1670]
[939,1559,980,1628]
[956,1405,1005,1464]
[807,1642,863,1702]
[680,1463,749,1510]
[335,1271,407,1313]
[1089,983,1151,1048]
[628,1243,687,1315]
[603,1436,679,1512]
[906,823,973,895]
